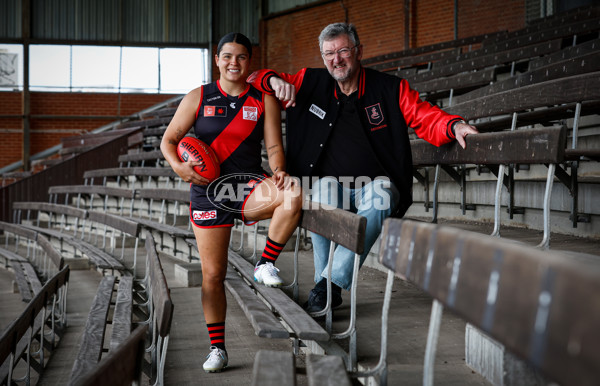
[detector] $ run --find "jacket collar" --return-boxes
[333,66,365,100]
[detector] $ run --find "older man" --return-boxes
[249,22,478,314]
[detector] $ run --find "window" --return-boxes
[0,43,208,93]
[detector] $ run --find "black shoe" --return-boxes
[303,287,343,314]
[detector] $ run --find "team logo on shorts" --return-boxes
[243,106,258,121]
[365,103,384,125]
[193,210,217,221]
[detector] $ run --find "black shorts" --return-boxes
[190,172,269,228]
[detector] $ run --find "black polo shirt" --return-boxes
[314,89,385,185]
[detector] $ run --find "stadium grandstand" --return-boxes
[1,1,599,385]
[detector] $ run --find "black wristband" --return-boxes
[451,119,466,136]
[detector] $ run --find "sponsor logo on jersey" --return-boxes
[309,104,326,119]
[230,102,236,109]
[204,105,227,117]
[243,106,258,121]
[207,96,221,102]
[193,210,217,221]
[365,103,384,126]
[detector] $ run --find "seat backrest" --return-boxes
[70,325,148,386]
[411,126,566,166]
[300,201,367,255]
[88,211,141,238]
[446,71,600,121]
[144,230,174,338]
[378,218,600,386]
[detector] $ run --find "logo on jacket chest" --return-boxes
[365,103,384,125]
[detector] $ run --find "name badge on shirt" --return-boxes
[309,104,326,120]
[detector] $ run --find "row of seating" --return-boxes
[3,185,174,384]
[22,173,362,383]
[0,221,64,302]
[0,265,69,384]
[363,218,600,386]
[68,231,173,386]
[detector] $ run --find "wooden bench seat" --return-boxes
[0,246,42,302]
[69,325,148,386]
[143,231,175,385]
[60,128,144,157]
[454,49,600,104]
[366,218,600,386]
[140,106,177,119]
[480,15,600,54]
[83,167,179,188]
[13,202,141,273]
[409,71,600,244]
[224,266,290,339]
[69,275,118,384]
[368,47,461,72]
[49,185,137,215]
[227,250,329,341]
[0,221,63,302]
[129,188,194,259]
[116,116,172,130]
[412,67,496,102]
[527,37,600,71]
[251,350,351,386]
[109,276,134,350]
[118,150,165,167]
[482,5,599,46]
[362,31,505,66]
[0,266,69,385]
[405,39,563,83]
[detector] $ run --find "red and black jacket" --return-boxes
[248,67,464,217]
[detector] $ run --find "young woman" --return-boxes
[160,32,302,373]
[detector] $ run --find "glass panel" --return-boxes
[159,48,208,94]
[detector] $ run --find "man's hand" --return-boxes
[270,77,296,108]
[454,122,479,149]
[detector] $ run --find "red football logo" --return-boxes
[176,137,220,182]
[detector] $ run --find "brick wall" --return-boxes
[0,91,177,168]
[260,0,527,72]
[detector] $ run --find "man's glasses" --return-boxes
[321,45,358,60]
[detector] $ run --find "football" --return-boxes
[177,136,220,182]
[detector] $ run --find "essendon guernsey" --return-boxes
[194,81,266,176]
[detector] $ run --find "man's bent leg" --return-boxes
[309,177,346,284]
[327,179,399,290]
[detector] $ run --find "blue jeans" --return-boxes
[310,177,400,290]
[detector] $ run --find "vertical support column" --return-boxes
[570,103,581,228]
[21,0,31,172]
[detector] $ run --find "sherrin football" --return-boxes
[177,137,220,182]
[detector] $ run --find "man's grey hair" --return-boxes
[318,23,360,51]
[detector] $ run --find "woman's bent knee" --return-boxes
[281,185,303,215]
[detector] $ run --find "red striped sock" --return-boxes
[207,322,225,350]
[258,237,285,266]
